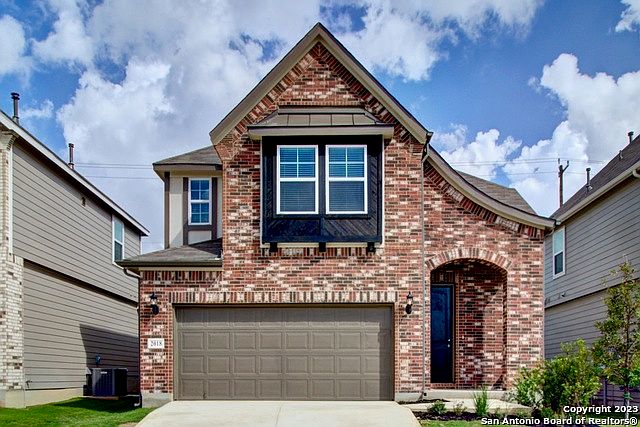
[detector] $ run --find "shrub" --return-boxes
[474,386,489,417]
[542,339,601,414]
[453,402,466,416]
[512,365,544,411]
[429,400,447,415]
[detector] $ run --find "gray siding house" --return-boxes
[0,97,148,407]
[545,133,640,358]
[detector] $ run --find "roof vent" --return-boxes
[10,92,19,124]
[629,131,635,144]
[586,167,592,192]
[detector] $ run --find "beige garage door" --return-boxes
[175,306,393,400]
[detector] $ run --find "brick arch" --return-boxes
[426,247,511,271]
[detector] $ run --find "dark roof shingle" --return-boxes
[154,146,221,166]
[118,239,222,268]
[456,171,536,214]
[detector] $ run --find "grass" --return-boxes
[420,421,483,427]
[0,396,154,427]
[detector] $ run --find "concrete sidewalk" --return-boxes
[137,401,420,427]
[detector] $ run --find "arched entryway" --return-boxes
[429,258,508,389]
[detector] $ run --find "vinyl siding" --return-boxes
[545,290,607,357]
[544,178,640,307]
[12,142,140,301]
[23,263,138,390]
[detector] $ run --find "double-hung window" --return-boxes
[112,217,124,262]
[277,146,318,214]
[553,227,565,277]
[189,178,211,224]
[326,145,367,214]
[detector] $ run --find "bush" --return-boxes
[453,402,466,416]
[542,339,601,414]
[474,386,489,417]
[429,400,447,415]
[512,365,544,411]
[511,339,601,416]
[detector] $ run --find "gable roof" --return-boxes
[552,135,640,222]
[457,171,536,214]
[206,22,554,230]
[209,22,430,146]
[0,111,149,236]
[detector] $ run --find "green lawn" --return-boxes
[420,421,483,427]
[0,397,154,427]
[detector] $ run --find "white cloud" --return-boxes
[616,0,640,32]
[436,127,521,179]
[32,0,93,66]
[335,0,544,80]
[502,53,640,215]
[0,15,30,77]
[11,0,545,251]
[21,99,54,121]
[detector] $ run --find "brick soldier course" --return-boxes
[129,24,552,406]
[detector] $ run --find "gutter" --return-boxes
[555,160,640,223]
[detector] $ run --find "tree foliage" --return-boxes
[593,261,640,410]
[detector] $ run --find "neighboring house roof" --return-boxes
[247,107,394,139]
[0,111,149,236]
[209,22,431,146]
[552,135,640,222]
[118,239,222,268]
[457,171,536,214]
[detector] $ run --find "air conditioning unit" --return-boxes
[91,368,128,397]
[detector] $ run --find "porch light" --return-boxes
[405,292,414,315]
[150,292,159,315]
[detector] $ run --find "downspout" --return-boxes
[633,168,640,179]
[123,267,142,407]
[420,138,431,398]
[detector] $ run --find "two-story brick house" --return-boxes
[120,23,554,407]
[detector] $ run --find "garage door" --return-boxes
[175,306,393,400]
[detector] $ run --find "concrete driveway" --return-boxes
[137,401,420,427]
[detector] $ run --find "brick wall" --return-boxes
[138,41,545,401]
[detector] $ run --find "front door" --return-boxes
[430,285,454,383]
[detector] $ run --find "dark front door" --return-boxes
[430,286,454,383]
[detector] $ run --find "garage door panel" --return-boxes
[175,306,392,400]
[208,332,230,350]
[234,332,257,350]
[259,332,282,350]
[311,331,334,349]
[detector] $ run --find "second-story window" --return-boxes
[113,217,125,262]
[326,145,367,214]
[277,146,318,214]
[189,178,211,224]
[553,227,565,277]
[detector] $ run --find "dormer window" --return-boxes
[189,178,211,225]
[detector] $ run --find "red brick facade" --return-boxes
[138,41,544,403]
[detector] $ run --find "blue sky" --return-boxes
[0,0,639,252]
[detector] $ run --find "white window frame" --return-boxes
[276,145,319,215]
[325,144,368,215]
[112,216,125,263]
[552,226,565,278]
[188,178,212,225]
